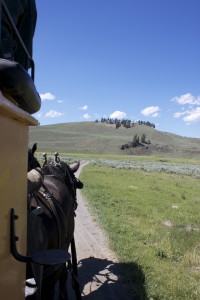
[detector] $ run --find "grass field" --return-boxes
[79,161,200,300]
[29,121,200,158]
[35,152,200,177]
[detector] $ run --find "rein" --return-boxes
[38,184,68,249]
[29,183,69,280]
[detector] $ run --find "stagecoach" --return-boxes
[0,2,81,299]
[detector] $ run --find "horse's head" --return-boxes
[28,143,41,171]
[61,160,83,190]
[60,160,83,189]
[42,153,83,190]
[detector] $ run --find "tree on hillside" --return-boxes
[137,120,156,128]
[116,122,121,129]
[133,134,139,143]
[98,118,155,129]
[141,134,146,143]
[121,133,151,150]
[131,134,140,147]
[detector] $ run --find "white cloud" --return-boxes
[45,110,64,118]
[183,107,200,124]
[141,106,160,117]
[171,93,200,105]
[40,92,56,101]
[173,111,188,118]
[152,112,159,117]
[173,107,200,124]
[79,105,88,111]
[58,100,65,103]
[83,113,90,119]
[110,111,127,119]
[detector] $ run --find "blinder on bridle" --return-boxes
[28,148,41,172]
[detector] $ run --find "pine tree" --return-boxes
[141,134,146,143]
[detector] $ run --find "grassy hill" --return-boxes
[29,121,200,158]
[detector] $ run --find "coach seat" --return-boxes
[0,58,41,114]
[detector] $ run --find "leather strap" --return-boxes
[38,184,67,250]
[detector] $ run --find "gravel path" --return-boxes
[70,161,131,299]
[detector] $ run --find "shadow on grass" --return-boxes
[77,257,147,300]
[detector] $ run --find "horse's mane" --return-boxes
[42,159,71,185]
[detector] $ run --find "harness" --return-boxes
[28,154,82,250]
[30,165,79,251]
[28,184,69,281]
[27,154,83,298]
[34,184,68,250]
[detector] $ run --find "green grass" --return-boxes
[80,164,200,299]
[67,153,200,165]
[35,151,200,167]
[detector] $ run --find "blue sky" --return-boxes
[33,0,200,138]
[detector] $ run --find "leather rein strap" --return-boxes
[38,184,67,250]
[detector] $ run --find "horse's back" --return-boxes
[31,176,75,250]
[45,176,75,249]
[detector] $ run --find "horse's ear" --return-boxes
[70,161,80,173]
[32,143,37,154]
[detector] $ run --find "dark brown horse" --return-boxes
[27,144,83,300]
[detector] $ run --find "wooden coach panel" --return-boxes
[0,93,38,299]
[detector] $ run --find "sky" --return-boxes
[33,0,200,138]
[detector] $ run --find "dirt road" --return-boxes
[71,161,131,299]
